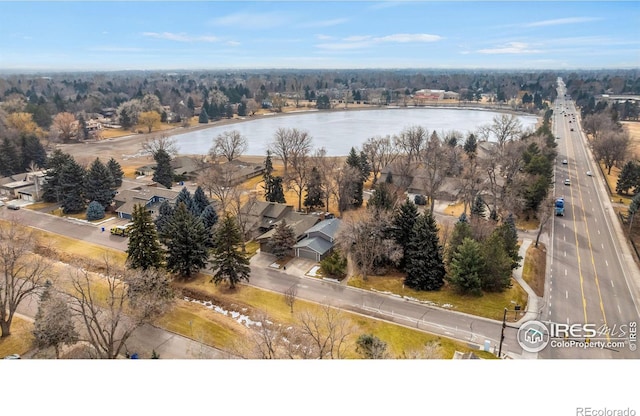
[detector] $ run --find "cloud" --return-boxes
[525,17,600,27]
[226,41,241,47]
[477,42,542,54]
[316,33,442,50]
[315,34,334,41]
[143,32,219,43]
[209,12,291,29]
[298,18,349,28]
[88,46,146,53]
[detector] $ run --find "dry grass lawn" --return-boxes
[348,271,528,322]
[0,316,34,357]
[522,243,546,297]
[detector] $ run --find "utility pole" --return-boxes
[498,307,507,358]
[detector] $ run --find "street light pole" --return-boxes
[498,307,507,358]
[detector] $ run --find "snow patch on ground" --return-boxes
[307,266,321,276]
[269,262,281,269]
[184,296,262,327]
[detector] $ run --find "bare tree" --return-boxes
[583,112,616,141]
[297,305,352,359]
[198,161,239,213]
[421,131,448,215]
[141,134,178,158]
[269,127,312,178]
[310,147,340,211]
[210,130,248,162]
[138,111,161,133]
[284,284,298,313]
[68,262,173,359]
[363,135,399,186]
[592,129,630,175]
[52,112,77,143]
[535,194,554,248]
[337,209,401,280]
[481,114,523,152]
[32,285,79,358]
[394,125,427,162]
[0,219,52,337]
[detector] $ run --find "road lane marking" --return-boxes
[566,291,568,299]
[618,305,622,314]
[605,260,609,267]
[598,230,601,235]
[611,281,614,288]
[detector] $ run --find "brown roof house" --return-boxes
[256,211,321,256]
[238,200,294,240]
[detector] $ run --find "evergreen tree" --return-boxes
[127,204,165,270]
[42,150,74,203]
[198,107,209,123]
[445,219,473,268]
[153,148,173,189]
[175,187,194,214]
[192,186,209,216]
[404,212,445,291]
[367,182,396,213]
[499,214,521,270]
[616,161,640,195]
[119,107,132,129]
[471,194,486,218]
[392,198,419,269]
[77,115,89,141]
[355,334,388,359]
[303,166,325,211]
[32,284,78,359]
[269,219,296,261]
[19,134,47,171]
[263,151,274,200]
[269,176,286,203]
[463,133,477,158]
[60,159,86,214]
[155,200,174,238]
[346,147,367,209]
[200,204,219,247]
[107,158,124,188]
[0,137,19,176]
[84,158,115,208]
[164,203,209,278]
[481,230,513,292]
[210,214,251,289]
[447,237,484,296]
[86,200,105,220]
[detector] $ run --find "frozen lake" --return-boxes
[173,107,539,156]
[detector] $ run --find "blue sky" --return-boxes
[1,1,638,70]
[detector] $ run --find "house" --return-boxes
[225,160,266,185]
[292,218,342,261]
[113,186,180,219]
[256,211,322,256]
[238,201,294,239]
[0,171,46,201]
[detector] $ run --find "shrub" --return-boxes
[86,200,105,221]
[319,249,347,278]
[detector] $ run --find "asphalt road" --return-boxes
[541,79,640,358]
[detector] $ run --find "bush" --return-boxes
[86,200,105,221]
[319,250,347,278]
[414,194,427,206]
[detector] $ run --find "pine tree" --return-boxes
[192,186,209,216]
[84,158,115,208]
[107,158,124,188]
[155,200,174,239]
[42,150,74,203]
[471,194,486,218]
[60,159,86,214]
[32,284,78,358]
[270,176,286,203]
[616,161,640,195]
[210,214,250,289]
[175,187,194,214]
[127,204,165,270]
[164,203,209,278]
[463,133,477,158]
[86,200,105,220]
[263,151,274,200]
[303,166,325,211]
[367,182,396,213]
[498,214,521,270]
[448,237,484,296]
[269,219,297,261]
[19,134,47,172]
[392,198,419,269]
[200,204,219,247]
[153,148,173,189]
[346,147,365,209]
[404,212,445,291]
[445,219,473,268]
[481,230,513,292]
[198,107,209,123]
[0,137,19,176]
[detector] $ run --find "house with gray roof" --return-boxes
[239,200,294,239]
[114,186,180,219]
[292,218,342,261]
[256,212,322,256]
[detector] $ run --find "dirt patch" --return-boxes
[522,243,546,297]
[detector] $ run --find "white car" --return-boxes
[564,179,571,186]
[586,171,593,176]
[562,159,568,165]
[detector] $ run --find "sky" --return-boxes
[0,1,639,71]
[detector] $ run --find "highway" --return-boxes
[542,78,640,358]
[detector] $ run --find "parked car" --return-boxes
[7,204,20,210]
[586,171,593,176]
[562,159,568,165]
[3,354,20,359]
[564,179,571,186]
